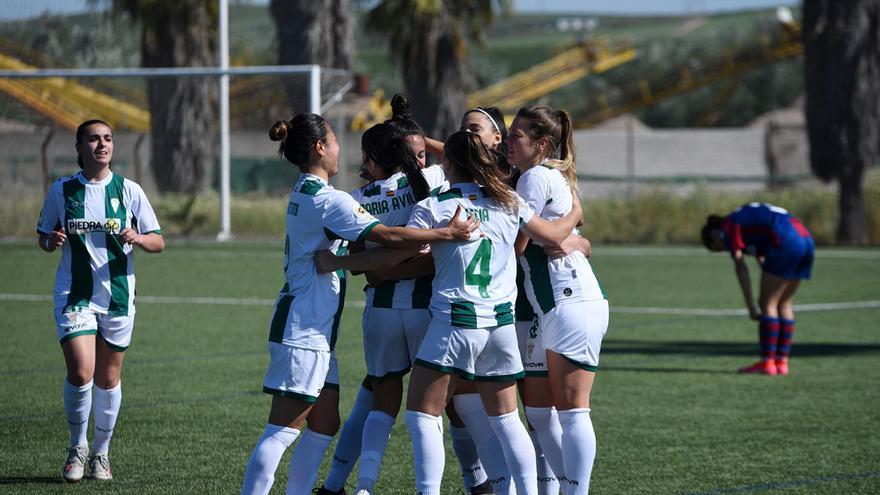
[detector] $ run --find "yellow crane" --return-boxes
[0,53,150,131]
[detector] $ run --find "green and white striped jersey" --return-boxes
[273,173,380,350]
[407,182,535,328]
[350,165,446,309]
[516,165,606,315]
[37,171,161,317]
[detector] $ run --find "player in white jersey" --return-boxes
[37,120,164,483]
[241,114,478,495]
[317,131,583,495]
[508,105,610,495]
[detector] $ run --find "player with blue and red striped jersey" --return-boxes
[702,202,815,376]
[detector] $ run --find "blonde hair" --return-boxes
[444,131,518,210]
[515,105,579,195]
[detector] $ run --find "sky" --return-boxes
[1,0,800,21]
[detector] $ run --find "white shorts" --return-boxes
[54,301,134,351]
[262,343,340,403]
[516,317,548,377]
[414,320,524,381]
[540,299,609,371]
[362,307,431,381]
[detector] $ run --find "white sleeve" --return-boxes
[421,165,447,192]
[406,199,436,230]
[516,193,536,228]
[516,172,551,216]
[36,181,63,234]
[323,191,381,242]
[127,181,161,234]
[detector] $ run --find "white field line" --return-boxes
[3,293,879,315]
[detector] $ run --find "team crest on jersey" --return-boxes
[110,197,120,213]
[353,204,375,221]
[66,312,77,324]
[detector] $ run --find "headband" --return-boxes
[467,108,500,133]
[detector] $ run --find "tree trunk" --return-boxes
[803,0,879,245]
[141,2,217,194]
[270,0,354,111]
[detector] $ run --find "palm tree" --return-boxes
[803,0,880,244]
[114,0,218,194]
[270,0,355,110]
[365,0,510,138]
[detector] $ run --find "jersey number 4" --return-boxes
[465,238,493,299]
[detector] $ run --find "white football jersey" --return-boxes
[350,166,447,309]
[516,165,606,314]
[274,173,380,350]
[407,182,534,328]
[37,171,161,317]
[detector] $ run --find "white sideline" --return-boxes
[2,293,879,315]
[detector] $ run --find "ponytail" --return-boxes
[388,138,431,201]
[547,109,579,195]
[515,105,580,194]
[269,113,329,171]
[444,131,517,210]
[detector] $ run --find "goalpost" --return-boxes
[0,0,352,241]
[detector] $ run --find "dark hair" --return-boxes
[362,123,430,201]
[444,130,517,209]
[269,113,329,170]
[386,93,424,138]
[75,119,111,169]
[701,215,724,250]
[515,105,578,193]
[463,106,519,186]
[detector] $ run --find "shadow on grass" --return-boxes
[602,340,880,358]
[0,476,62,485]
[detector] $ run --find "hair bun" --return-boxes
[390,94,412,120]
[269,120,291,142]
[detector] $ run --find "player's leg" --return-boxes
[355,375,403,494]
[740,272,790,375]
[446,397,491,494]
[286,386,341,494]
[317,376,373,494]
[547,352,596,495]
[477,379,537,495]
[775,279,801,376]
[405,365,458,495]
[453,387,514,495]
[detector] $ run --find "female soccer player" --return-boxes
[318,131,584,495]
[507,105,610,495]
[702,203,814,376]
[37,119,164,482]
[241,113,478,495]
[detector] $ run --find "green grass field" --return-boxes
[1,242,879,494]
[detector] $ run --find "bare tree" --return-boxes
[803,0,880,244]
[365,0,510,138]
[114,0,218,194]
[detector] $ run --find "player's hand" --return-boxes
[314,250,341,274]
[45,230,67,251]
[544,234,591,259]
[119,228,141,246]
[446,205,481,241]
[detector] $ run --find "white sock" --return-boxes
[92,382,121,454]
[241,424,300,495]
[530,429,561,495]
[323,385,373,492]
[286,429,334,495]
[63,379,92,449]
[453,393,513,495]
[558,408,595,495]
[449,424,487,488]
[404,410,445,495]
[488,410,538,495]
[525,406,566,490]
[356,410,395,491]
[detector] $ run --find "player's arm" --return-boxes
[732,250,760,320]
[315,246,422,274]
[365,252,435,286]
[119,229,165,253]
[365,205,479,247]
[519,196,583,248]
[425,136,444,159]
